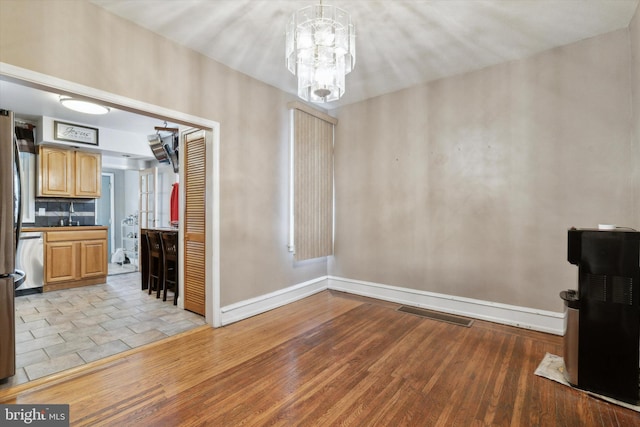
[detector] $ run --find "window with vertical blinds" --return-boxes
[288,102,337,261]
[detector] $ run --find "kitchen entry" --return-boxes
[1,70,218,326]
[97,173,114,256]
[98,165,179,276]
[97,172,138,276]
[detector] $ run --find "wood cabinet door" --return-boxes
[45,241,78,283]
[75,151,102,197]
[39,146,73,197]
[81,239,107,278]
[183,129,206,315]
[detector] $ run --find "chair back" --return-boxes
[161,232,178,261]
[147,231,163,258]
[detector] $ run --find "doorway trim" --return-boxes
[97,172,115,256]
[0,62,221,327]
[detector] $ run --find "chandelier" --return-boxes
[286,2,356,103]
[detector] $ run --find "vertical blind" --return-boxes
[288,102,337,261]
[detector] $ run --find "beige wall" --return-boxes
[332,29,638,312]
[632,4,640,215]
[2,1,638,315]
[0,0,327,306]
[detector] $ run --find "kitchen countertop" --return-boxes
[22,225,108,232]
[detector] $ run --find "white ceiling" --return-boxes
[91,0,640,108]
[0,77,177,161]
[0,78,169,135]
[1,0,638,148]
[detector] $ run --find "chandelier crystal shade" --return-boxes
[286,3,356,103]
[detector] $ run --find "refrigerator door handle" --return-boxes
[14,134,22,252]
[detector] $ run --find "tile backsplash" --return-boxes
[34,199,96,227]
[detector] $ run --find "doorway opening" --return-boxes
[0,67,219,305]
[0,63,220,389]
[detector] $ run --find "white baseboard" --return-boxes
[327,276,565,335]
[218,275,564,335]
[219,276,328,326]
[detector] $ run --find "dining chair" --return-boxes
[161,231,179,305]
[147,231,163,299]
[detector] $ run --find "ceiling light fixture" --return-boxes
[286,1,356,103]
[59,96,110,115]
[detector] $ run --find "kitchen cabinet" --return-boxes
[38,146,102,198]
[44,227,108,291]
[38,145,73,196]
[75,151,102,197]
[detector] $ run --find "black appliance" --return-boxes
[566,227,640,404]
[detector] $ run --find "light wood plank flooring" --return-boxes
[1,290,638,426]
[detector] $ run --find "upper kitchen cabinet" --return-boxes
[75,151,102,197]
[38,145,73,196]
[38,146,101,198]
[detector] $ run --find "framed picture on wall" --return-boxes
[54,121,99,145]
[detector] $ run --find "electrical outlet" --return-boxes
[38,208,45,216]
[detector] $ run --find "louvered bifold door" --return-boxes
[183,129,206,315]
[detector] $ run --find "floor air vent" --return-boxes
[397,306,473,327]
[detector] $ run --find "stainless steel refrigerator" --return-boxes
[0,109,24,381]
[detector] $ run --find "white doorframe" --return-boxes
[0,63,221,328]
[96,172,115,255]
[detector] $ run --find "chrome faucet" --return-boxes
[68,202,75,225]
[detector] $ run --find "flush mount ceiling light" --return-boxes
[286,1,356,103]
[59,96,110,115]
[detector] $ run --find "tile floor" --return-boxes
[1,272,206,389]
[107,262,138,276]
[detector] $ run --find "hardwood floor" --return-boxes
[1,290,638,426]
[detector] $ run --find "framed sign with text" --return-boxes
[54,121,99,145]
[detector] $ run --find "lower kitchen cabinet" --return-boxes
[44,228,108,291]
[81,239,108,279]
[45,240,78,283]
